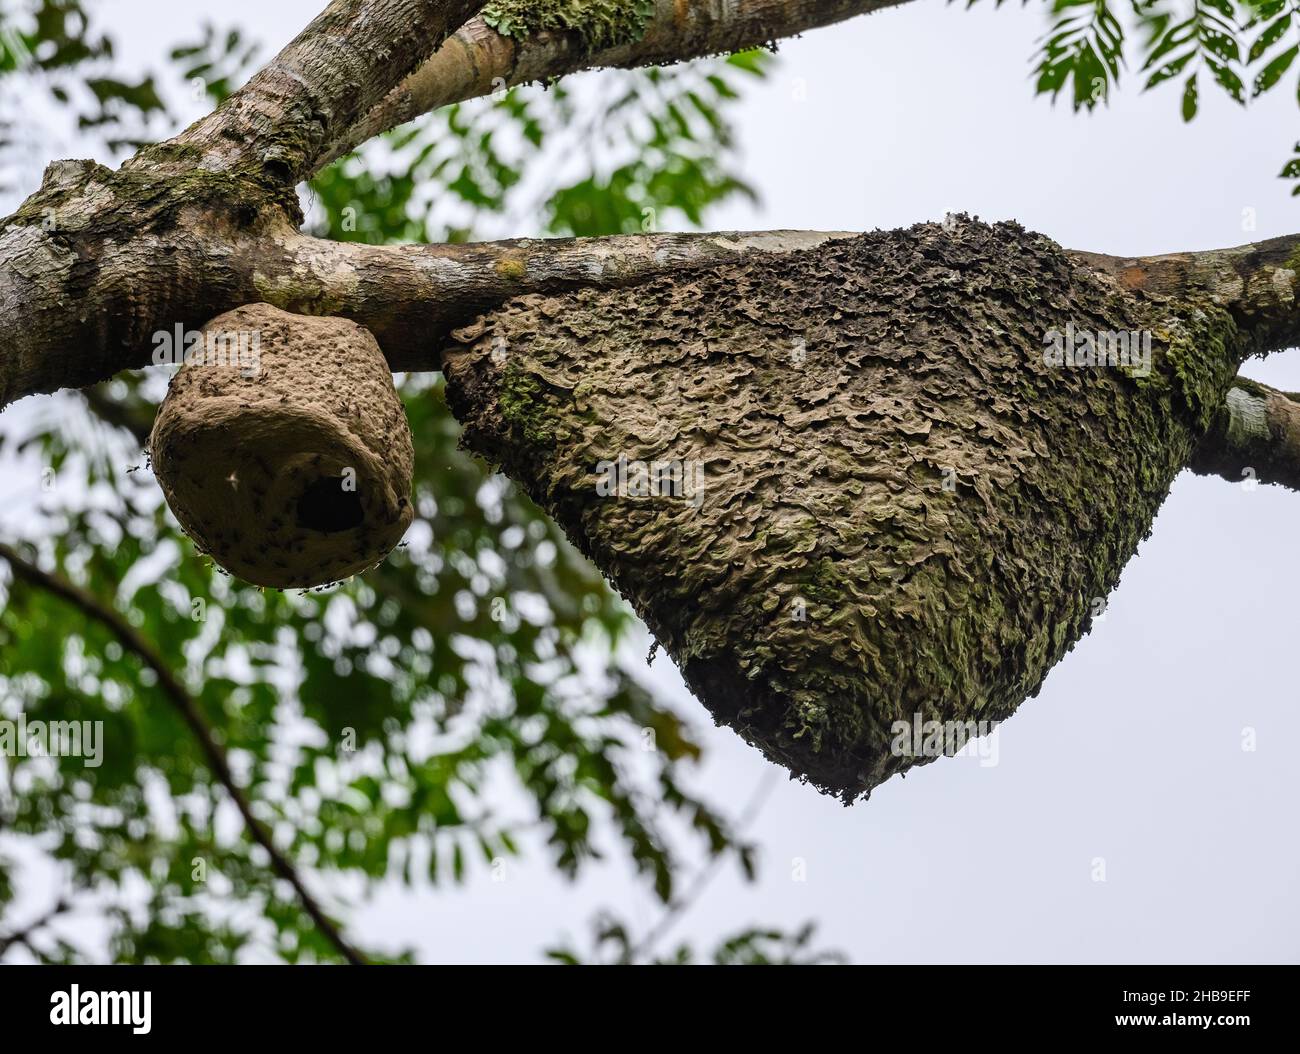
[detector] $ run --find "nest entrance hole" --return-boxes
[296,476,365,533]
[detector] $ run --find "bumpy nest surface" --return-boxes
[150,304,414,589]
[442,219,1242,801]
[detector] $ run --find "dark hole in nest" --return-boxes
[296,476,364,533]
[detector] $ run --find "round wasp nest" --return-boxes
[149,304,414,589]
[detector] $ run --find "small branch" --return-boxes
[320,0,911,173]
[70,231,1299,494]
[625,770,779,964]
[0,543,368,966]
[1188,378,1300,493]
[265,227,854,371]
[276,229,1300,375]
[5,218,1300,415]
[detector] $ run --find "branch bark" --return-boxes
[0,543,368,965]
[1071,234,1300,359]
[1188,377,1300,492]
[263,227,856,370]
[13,212,1300,391]
[318,0,912,173]
[7,196,1300,492]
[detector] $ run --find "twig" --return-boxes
[626,769,780,964]
[0,542,368,965]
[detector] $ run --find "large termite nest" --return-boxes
[442,218,1244,801]
[150,304,414,589]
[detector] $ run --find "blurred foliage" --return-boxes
[0,1,834,964]
[307,50,769,244]
[0,0,164,185]
[168,22,260,107]
[547,914,845,965]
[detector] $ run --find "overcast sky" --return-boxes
[3,1,1297,964]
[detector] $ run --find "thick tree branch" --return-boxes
[1071,234,1300,358]
[319,0,911,173]
[5,204,1300,416]
[210,226,1300,374]
[0,543,368,966]
[264,226,854,369]
[172,0,487,187]
[1188,377,1300,493]
[40,221,1300,497]
[0,216,853,411]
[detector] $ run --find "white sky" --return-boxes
[2,1,1297,964]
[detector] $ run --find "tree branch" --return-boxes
[0,543,368,965]
[264,227,855,370]
[173,0,488,187]
[1070,233,1300,358]
[243,227,1300,373]
[1188,377,1300,493]
[10,217,1300,403]
[319,0,912,173]
[70,219,1300,495]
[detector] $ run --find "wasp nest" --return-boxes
[442,220,1241,801]
[149,304,414,589]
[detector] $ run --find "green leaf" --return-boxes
[1247,12,1290,63]
[1034,1,1127,111]
[1182,71,1200,119]
[1253,42,1298,95]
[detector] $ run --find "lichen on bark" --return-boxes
[402,221,1245,800]
[481,0,656,54]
